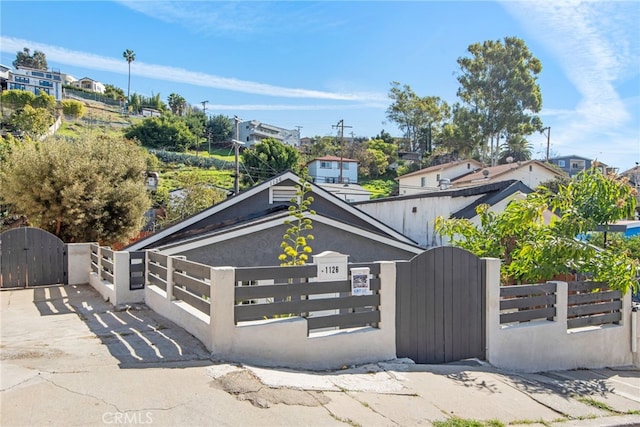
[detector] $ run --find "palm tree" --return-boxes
[499,134,533,164]
[122,49,136,102]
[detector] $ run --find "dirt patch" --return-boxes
[211,369,330,409]
[0,348,66,360]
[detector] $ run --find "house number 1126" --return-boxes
[321,266,339,274]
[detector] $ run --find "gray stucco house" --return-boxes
[126,171,422,267]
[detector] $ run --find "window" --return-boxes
[421,177,427,187]
[320,161,332,169]
[436,174,440,182]
[342,162,350,170]
[14,76,29,83]
[557,160,566,167]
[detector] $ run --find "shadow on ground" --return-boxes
[32,284,212,368]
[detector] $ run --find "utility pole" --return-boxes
[234,115,241,196]
[332,120,352,184]
[201,100,209,154]
[542,127,551,162]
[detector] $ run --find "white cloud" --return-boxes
[503,0,640,169]
[0,36,386,103]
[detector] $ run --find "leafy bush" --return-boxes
[61,100,85,118]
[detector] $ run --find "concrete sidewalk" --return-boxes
[1,284,639,427]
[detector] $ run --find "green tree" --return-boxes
[241,138,300,184]
[61,100,86,118]
[439,103,485,159]
[436,167,639,293]
[207,114,233,144]
[386,81,450,153]
[122,49,136,101]
[125,115,196,151]
[167,93,187,116]
[456,37,543,166]
[104,84,125,101]
[11,105,54,139]
[279,181,315,266]
[0,133,151,244]
[160,171,227,226]
[13,47,48,70]
[1,89,36,111]
[498,134,533,164]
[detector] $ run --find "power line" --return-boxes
[332,119,352,184]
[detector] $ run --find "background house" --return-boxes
[450,160,566,190]
[72,77,105,94]
[396,160,483,195]
[126,171,421,266]
[6,66,63,101]
[549,155,617,177]
[307,155,358,184]
[316,182,371,202]
[235,120,300,148]
[355,180,534,248]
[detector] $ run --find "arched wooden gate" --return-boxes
[396,246,486,364]
[0,227,67,288]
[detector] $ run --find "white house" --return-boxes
[355,180,533,248]
[235,120,300,148]
[451,160,567,190]
[72,77,105,94]
[307,156,358,184]
[7,66,64,101]
[317,182,372,202]
[397,159,483,195]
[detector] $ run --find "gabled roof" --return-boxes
[451,160,565,185]
[155,210,422,255]
[451,180,534,219]
[549,154,593,162]
[126,171,416,251]
[309,155,358,163]
[397,159,483,180]
[355,179,527,205]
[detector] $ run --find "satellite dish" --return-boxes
[506,156,514,163]
[482,169,490,177]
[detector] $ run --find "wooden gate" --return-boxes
[0,227,67,288]
[396,246,486,364]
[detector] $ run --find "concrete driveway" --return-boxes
[1,284,639,427]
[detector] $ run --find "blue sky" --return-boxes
[1,1,639,172]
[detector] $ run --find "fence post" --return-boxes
[551,281,568,330]
[483,257,501,364]
[210,266,236,356]
[166,256,174,301]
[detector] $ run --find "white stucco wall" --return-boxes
[209,262,396,370]
[398,162,480,195]
[486,275,634,373]
[67,243,92,285]
[88,248,144,305]
[357,195,483,248]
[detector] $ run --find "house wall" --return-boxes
[356,194,484,248]
[398,162,479,195]
[469,166,560,190]
[308,160,358,184]
[237,120,300,148]
[8,68,63,101]
[172,221,418,267]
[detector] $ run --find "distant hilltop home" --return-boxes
[449,160,567,190]
[234,120,300,148]
[4,65,64,101]
[396,159,483,195]
[307,155,359,185]
[71,77,105,94]
[548,155,618,177]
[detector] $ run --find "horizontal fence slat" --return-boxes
[101,258,114,272]
[173,286,210,315]
[235,264,317,282]
[500,294,556,310]
[235,294,380,322]
[148,262,167,278]
[91,262,98,273]
[568,312,622,329]
[568,281,608,292]
[234,278,382,301]
[307,310,380,330]
[172,257,211,280]
[500,283,557,297]
[148,251,167,264]
[91,252,99,262]
[101,247,114,259]
[101,270,114,283]
[568,290,621,305]
[567,300,622,317]
[500,307,556,324]
[173,270,210,298]
[148,274,166,291]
